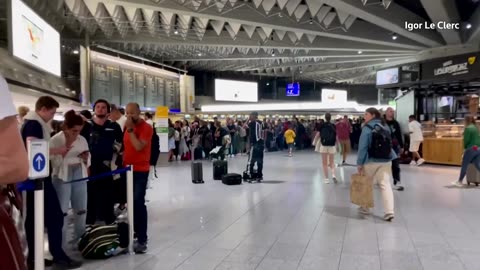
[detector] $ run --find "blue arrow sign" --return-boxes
[32,153,46,172]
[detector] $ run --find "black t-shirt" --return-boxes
[87,119,123,164]
[21,120,44,143]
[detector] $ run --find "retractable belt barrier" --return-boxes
[21,164,136,270]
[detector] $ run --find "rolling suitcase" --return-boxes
[191,161,204,184]
[213,160,228,180]
[222,173,242,185]
[466,164,480,186]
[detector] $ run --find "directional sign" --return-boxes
[27,139,49,179]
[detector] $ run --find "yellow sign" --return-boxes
[468,56,476,65]
[155,106,169,118]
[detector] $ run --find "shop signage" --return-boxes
[421,53,480,81]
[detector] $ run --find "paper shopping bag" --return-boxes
[350,174,374,208]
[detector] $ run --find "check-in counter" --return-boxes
[421,123,464,166]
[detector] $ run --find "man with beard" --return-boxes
[86,99,123,225]
[123,103,153,254]
[385,107,405,191]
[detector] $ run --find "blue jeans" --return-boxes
[134,172,149,244]
[459,148,480,182]
[52,164,87,240]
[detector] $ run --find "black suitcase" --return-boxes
[191,161,204,184]
[213,160,228,180]
[194,147,204,160]
[222,173,242,185]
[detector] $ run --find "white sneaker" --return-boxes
[417,158,425,166]
[410,160,417,165]
[324,179,330,184]
[451,181,464,187]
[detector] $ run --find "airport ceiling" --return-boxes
[22,0,480,83]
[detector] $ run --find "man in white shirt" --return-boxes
[408,115,425,166]
[110,104,127,131]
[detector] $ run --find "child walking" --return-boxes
[284,123,296,157]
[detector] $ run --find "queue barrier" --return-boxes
[21,166,135,270]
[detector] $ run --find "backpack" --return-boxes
[366,124,392,159]
[150,132,160,166]
[320,123,336,146]
[78,223,129,259]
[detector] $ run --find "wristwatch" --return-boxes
[127,128,134,133]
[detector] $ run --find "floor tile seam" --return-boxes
[293,184,339,270]
[170,182,299,270]
[333,206,349,270]
[252,187,325,270]
[156,183,290,251]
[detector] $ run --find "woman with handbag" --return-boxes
[356,107,396,222]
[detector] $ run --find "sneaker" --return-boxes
[451,181,464,187]
[53,258,83,269]
[410,160,417,165]
[358,207,370,215]
[332,177,338,184]
[324,179,330,184]
[393,185,404,191]
[288,153,292,157]
[384,213,394,222]
[134,242,148,254]
[417,158,425,166]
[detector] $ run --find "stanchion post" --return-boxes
[34,180,44,270]
[126,165,134,254]
[26,139,49,270]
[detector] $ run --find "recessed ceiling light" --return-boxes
[266,82,270,86]
[385,58,389,61]
[358,50,363,54]
[174,30,179,35]
[466,23,472,29]
[72,50,79,54]
[392,34,398,40]
[272,53,275,57]
[197,53,202,56]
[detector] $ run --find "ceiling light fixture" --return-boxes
[385,58,389,61]
[266,82,270,86]
[358,50,363,54]
[272,53,275,57]
[309,18,314,24]
[174,29,179,35]
[466,23,472,29]
[197,53,202,56]
[72,50,79,54]
[392,34,398,40]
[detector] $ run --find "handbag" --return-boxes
[0,185,27,270]
[350,174,374,208]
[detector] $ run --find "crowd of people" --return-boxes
[4,70,480,269]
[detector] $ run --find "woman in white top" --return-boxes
[51,110,90,241]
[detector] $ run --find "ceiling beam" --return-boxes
[166,52,416,62]
[419,0,461,44]
[83,31,419,53]
[112,0,427,50]
[467,6,480,44]
[321,0,444,47]
[336,70,377,83]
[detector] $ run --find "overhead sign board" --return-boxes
[27,139,49,179]
[286,83,300,96]
[421,53,480,81]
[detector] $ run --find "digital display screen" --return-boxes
[322,89,347,104]
[9,0,61,76]
[376,68,399,86]
[215,79,258,102]
[286,83,300,96]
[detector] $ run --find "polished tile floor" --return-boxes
[77,151,480,270]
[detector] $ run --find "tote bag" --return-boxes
[350,174,374,208]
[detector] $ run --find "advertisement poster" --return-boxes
[155,106,169,153]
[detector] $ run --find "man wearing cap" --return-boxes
[247,111,264,181]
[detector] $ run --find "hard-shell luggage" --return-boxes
[194,147,204,160]
[222,173,242,185]
[191,161,204,184]
[213,160,228,180]
[466,164,480,186]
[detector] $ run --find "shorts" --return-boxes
[409,141,422,152]
[320,145,336,154]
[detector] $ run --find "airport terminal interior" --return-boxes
[2,0,480,269]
